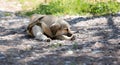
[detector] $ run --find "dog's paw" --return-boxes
[44,38,51,42]
[35,37,51,42]
[39,38,51,42]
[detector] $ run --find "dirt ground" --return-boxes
[0,11,120,65]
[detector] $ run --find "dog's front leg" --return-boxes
[56,35,75,40]
[32,25,51,42]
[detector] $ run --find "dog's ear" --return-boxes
[50,23,61,35]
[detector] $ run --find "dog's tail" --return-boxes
[27,15,45,36]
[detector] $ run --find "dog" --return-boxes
[27,14,75,41]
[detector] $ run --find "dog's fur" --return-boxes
[27,14,75,41]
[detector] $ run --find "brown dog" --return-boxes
[27,14,75,41]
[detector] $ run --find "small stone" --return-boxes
[26,45,33,50]
[93,42,105,48]
[0,53,6,60]
[81,48,92,53]
[113,61,117,64]
[65,61,71,65]
[19,45,33,51]
[117,50,120,55]
[66,50,74,55]
[53,43,57,45]
[65,61,71,63]
[20,55,24,58]
[108,39,119,44]
[83,63,87,65]
[92,50,103,54]
[15,57,21,59]
[53,56,58,59]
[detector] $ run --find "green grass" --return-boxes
[22,0,120,16]
[89,1,120,15]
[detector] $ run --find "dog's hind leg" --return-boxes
[32,25,51,42]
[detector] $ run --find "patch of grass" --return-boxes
[4,12,11,16]
[22,0,120,16]
[50,43,62,48]
[89,1,120,15]
[72,42,79,49]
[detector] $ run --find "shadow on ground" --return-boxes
[0,13,120,65]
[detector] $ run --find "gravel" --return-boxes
[0,12,120,65]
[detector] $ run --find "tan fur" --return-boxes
[27,14,75,41]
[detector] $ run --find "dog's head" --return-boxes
[50,20,73,37]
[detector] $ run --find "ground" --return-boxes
[0,11,120,65]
